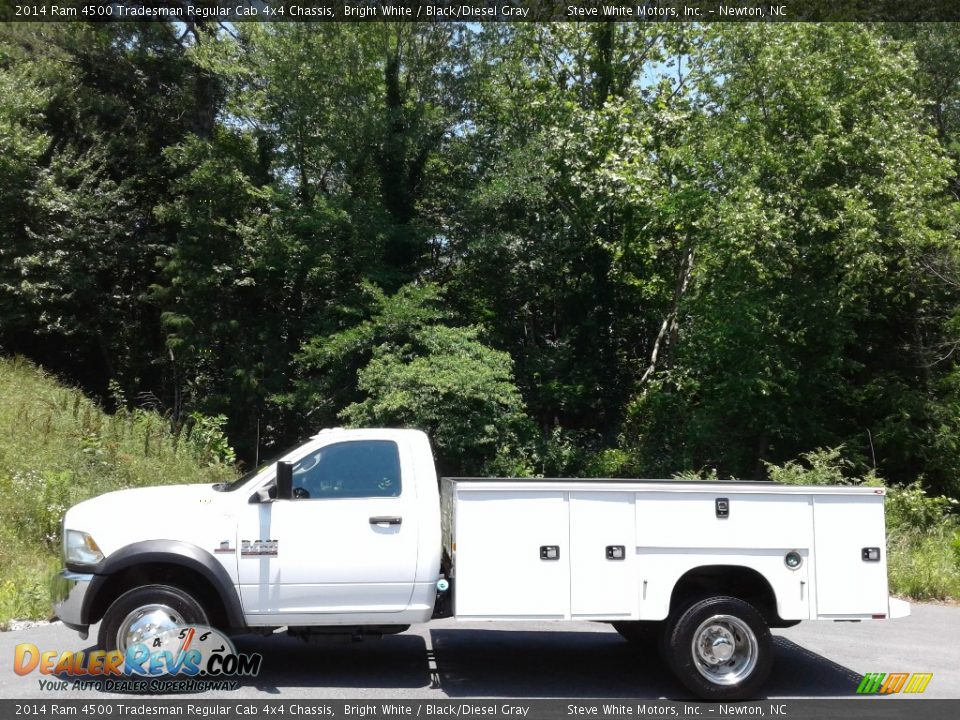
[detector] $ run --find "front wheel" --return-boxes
[98,584,208,653]
[663,596,772,700]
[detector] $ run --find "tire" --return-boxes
[662,596,772,700]
[98,584,208,653]
[612,621,663,645]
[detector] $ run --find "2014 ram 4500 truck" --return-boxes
[53,428,909,699]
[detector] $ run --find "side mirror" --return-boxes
[276,461,293,500]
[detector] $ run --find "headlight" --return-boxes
[64,530,104,567]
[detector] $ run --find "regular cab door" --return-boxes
[236,438,419,619]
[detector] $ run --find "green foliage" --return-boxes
[584,449,634,479]
[185,412,237,466]
[0,357,235,622]
[296,283,532,475]
[0,539,58,625]
[887,526,960,601]
[530,428,599,478]
[291,283,449,428]
[342,323,530,476]
[623,25,957,485]
[672,468,721,482]
[0,23,226,403]
[765,447,864,487]
[452,25,689,436]
[886,481,959,532]
[519,428,636,479]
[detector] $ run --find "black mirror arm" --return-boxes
[276,461,293,500]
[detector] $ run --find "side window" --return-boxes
[292,440,401,500]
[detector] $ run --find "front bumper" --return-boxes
[50,569,93,639]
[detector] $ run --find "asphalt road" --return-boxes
[0,603,957,701]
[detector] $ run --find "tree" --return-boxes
[0,22,225,397]
[448,24,695,449]
[342,322,530,476]
[624,25,958,486]
[293,282,531,475]
[235,23,472,290]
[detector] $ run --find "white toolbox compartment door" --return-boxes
[569,492,636,618]
[454,489,570,618]
[813,494,889,616]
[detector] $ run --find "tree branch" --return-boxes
[638,242,694,387]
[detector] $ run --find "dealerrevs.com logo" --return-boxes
[14,625,262,693]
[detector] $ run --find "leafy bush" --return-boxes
[341,323,532,476]
[296,282,534,476]
[883,482,959,599]
[885,481,958,532]
[672,467,721,482]
[584,448,634,479]
[185,411,237,466]
[764,446,883,487]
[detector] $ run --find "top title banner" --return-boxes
[4,0,960,22]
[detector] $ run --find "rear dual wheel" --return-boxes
[663,596,772,700]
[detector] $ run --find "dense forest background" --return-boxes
[1,21,959,494]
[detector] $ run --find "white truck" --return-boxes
[52,428,909,699]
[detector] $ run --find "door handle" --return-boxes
[369,516,402,526]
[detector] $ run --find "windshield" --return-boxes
[212,440,306,492]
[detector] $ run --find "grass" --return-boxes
[0,356,234,624]
[884,481,960,601]
[887,525,960,601]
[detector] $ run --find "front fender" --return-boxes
[80,539,245,629]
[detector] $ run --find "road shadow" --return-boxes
[767,636,863,697]
[430,628,683,698]
[430,628,863,699]
[231,633,433,693]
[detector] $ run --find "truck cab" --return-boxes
[53,429,441,651]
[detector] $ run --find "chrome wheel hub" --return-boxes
[116,604,185,652]
[691,614,758,686]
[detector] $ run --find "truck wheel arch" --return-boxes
[669,564,797,629]
[82,540,245,632]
